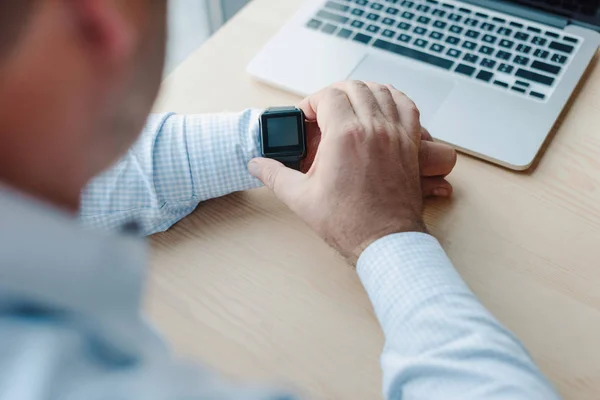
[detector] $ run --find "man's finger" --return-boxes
[421,126,433,142]
[248,158,307,207]
[341,81,385,126]
[420,141,457,177]
[364,82,399,122]
[385,84,421,142]
[421,177,454,198]
[298,86,358,138]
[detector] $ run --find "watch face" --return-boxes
[261,111,306,156]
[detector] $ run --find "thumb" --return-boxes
[248,158,307,206]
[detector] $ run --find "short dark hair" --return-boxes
[0,1,35,59]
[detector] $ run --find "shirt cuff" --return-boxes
[356,232,471,335]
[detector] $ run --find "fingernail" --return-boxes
[433,187,450,197]
[247,159,260,176]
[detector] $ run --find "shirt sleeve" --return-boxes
[79,110,263,235]
[356,232,560,400]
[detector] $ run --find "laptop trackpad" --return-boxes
[348,54,455,126]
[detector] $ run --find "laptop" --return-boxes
[247,0,600,170]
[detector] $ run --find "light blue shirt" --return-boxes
[0,111,560,399]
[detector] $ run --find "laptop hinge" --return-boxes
[459,0,568,29]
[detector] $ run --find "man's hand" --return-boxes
[249,81,456,261]
[300,108,456,198]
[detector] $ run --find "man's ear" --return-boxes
[71,0,135,65]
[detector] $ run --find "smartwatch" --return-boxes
[259,106,307,170]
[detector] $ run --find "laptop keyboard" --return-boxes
[305,0,583,101]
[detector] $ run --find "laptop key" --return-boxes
[367,13,380,21]
[398,21,411,30]
[549,41,574,54]
[402,11,415,20]
[367,24,380,33]
[448,13,462,22]
[455,63,476,76]
[482,34,497,44]
[481,22,495,31]
[463,53,479,64]
[307,19,323,29]
[351,8,364,16]
[511,86,526,93]
[531,60,561,75]
[530,91,546,100]
[499,39,514,49]
[351,20,365,28]
[414,27,427,35]
[386,7,400,15]
[356,0,368,5]
[466,30,480,39]
[382,29,396,38]
[432,9,446,17]
[402,0,415,8]
[481,58,496,69]
[433,20,447,29]
[564,36,578,43]
[430,31,444,40]
[418,16,432,24]
[479,45,494,55]
[414,38,428,48]
[325,1,350,12]
[337,28,354,38]
[476,70,494,82]
[446,36,460,45]
[462,41,477,50]
[398,33,412,42]
[431,43,445,53]
[382,17,396,25]
[464,18,479,27]
[450,25,463,34]
[514,55,529,65]
[531,36,547,46]
[515,68,555,86]
[317,10,350,24]
[533,49,549,59]
[494,80,509,88]
[498,27,512,36]
[514,32,530,41]
[372,39,454,69]
[322,23,338,34]
[498,63,514,74]
[416,4,430,12]
[515,80,529,87]
[551,53,568,64]
[516,44,532,54]
[447,48,461,58]
[353,33,373,44]
[496,50,511,60]
[371,3,384,10]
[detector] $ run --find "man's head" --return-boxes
[0,0,167,210]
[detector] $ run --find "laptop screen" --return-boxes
[501,0,600,27]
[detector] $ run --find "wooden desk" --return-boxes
[148,1,600,399]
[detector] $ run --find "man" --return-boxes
[0,1,559,399]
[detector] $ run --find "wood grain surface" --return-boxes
[146,1,600,398]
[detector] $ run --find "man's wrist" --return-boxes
[351,218,427,264]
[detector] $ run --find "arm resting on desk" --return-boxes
[79,110,263,235]
[357,233,560,400]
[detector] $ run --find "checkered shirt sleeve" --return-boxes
[79,110,263,235]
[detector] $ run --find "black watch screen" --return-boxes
[260,107,307,164]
